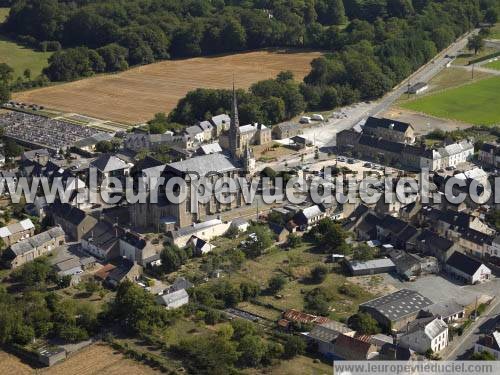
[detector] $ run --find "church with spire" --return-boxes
[223,83,270,174]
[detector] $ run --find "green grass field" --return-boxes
[490,23,500,39]
[401,76,500,125]
[485,59,500,71]
[0,37,52,80]
[0,8,52,80]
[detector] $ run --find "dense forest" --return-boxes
[1,0,499,125]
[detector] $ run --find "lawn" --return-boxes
[400,76,500,125]
[490,23,500,40]
[0,36,52,80]
[233,242,374,322]
[0,7,52,80]
[484,59,500,71]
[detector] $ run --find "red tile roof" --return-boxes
[283,309,330,325]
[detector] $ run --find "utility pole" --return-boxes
[407,81,411,99]
[471,63,475,80]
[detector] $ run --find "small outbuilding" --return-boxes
[347,258,396,276]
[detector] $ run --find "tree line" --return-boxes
[165,0,498,126]
[3,0,497,84]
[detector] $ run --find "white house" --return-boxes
[167,218,231,248]
[475,331,500,360]
[231,218,250,233]
[489,236,500,258]
[445,251,492,284]
[399,317,448,354]
[293,205,326,230]
[156,288,189,309]
[437,140,474,168]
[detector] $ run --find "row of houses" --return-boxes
[344,204,493,284]
[337,117,474,171]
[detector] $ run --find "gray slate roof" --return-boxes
[166,153,238,176]
[360,289,433,322]
[90,154,128,172]
[10,226,64,256]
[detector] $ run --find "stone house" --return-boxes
[0,218,35,247]
[5,226,65,269]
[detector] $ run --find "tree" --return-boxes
[96,43,128,72]
[244,225,273,258]
[348,313,381,334]
[84,279,101,295]
[304,287,332,315]
[484,8,498,24]
[11,258,53,287]
[268,274,287,294]
[95,140,114,153]
[309,218,350,254]
[23,69,31,80]
[310,265,328,283]
[261,167,277,179]
[0,83,10,105]
[238,335,266,367]
[160,245,183,273]
[287,233,302,248]
[0,63,13,84]
[467,35,484,55]
[283,335,306,358]
[175,334,238,374]
[240,281,260,301]
[353,244,376,261]
[471,351,495,360]
[231,318,258,340]
[220,19,246,51]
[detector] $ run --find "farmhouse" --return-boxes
[0,218,35,247]
[293,205,326,230]
[445,251,491,284]
[333,334,378,360]
[81,221,122,261]
[423,301,465,323]
[272,122,301,139]
[156,288,189,309]
[363,116,415,144]
[304,321,355,360]
[4,226,66,269]
[119,231,160,266]
[398,316,448,354]
[478,142,500,167]
[359,289,433,332]
[49,202,97,241]
[90,154,130,185]
[167,218,230,248]
[73,132,114,153]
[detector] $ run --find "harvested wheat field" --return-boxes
[0,344,162,375]
[0,351,33,375]
[44,344,161,375]
[14,49,322,125]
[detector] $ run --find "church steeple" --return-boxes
[231,82,240,131]
[230,81,241,159]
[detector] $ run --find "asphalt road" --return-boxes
[258,30,477,171]
[309,29,477,149]
[445,298,500,360]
